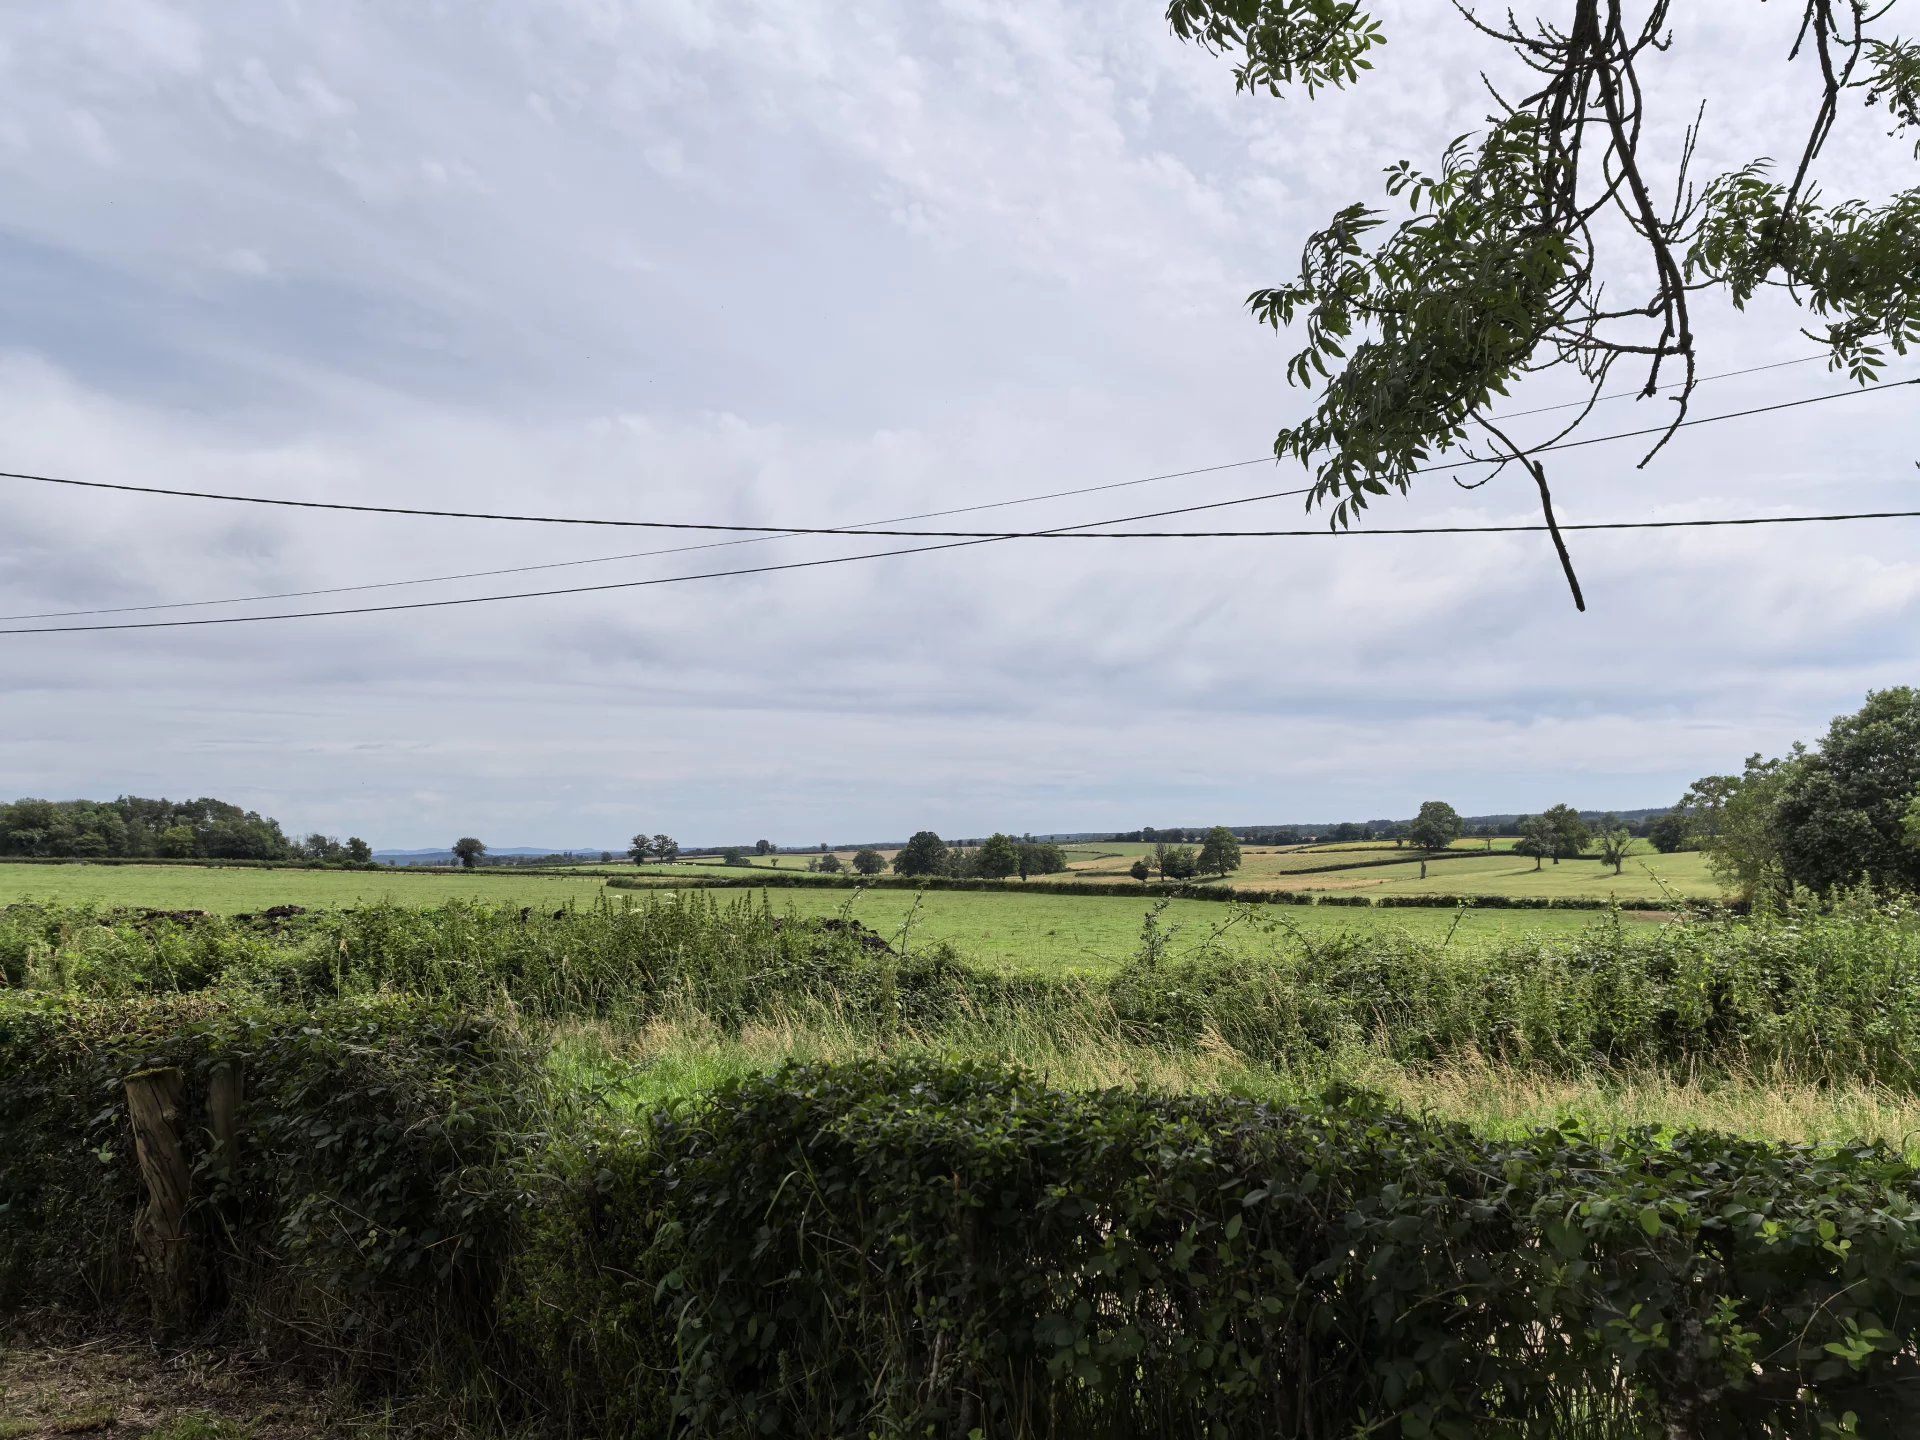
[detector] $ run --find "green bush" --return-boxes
[1105,901,1920,1084]
[0,989,536,1379]
[569,1058,1920,1437]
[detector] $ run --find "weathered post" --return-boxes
[208,1061,243,1180]
[125,1066,192,1331]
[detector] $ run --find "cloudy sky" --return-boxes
[0,1,1914,848]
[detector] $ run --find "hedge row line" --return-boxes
[7,992,1920,1437]
[605,869,1707,911]
[0,855,385,871]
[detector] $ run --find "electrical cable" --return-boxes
[5,505,1917,634]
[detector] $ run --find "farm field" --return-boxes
[0,861,1618,974]
[664,883,1621,974]
[0,862,613,911]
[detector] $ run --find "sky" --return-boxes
[0,1,1915,849]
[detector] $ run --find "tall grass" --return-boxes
[8,889,1920,1094]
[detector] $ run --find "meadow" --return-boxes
[0,861,1636,974]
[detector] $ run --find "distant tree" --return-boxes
[158,824,197,859]
[1197,826,1242,877]
[652,834,680,864]
[344,836,372,865]
[852,847,886,876]
[893,830,950,878]
[819,842,831,853]
[716,846,745,866]
[1018,841,1068,878]
[817,851,844,874]
[1596,825,1637,876]
[1129,858,1153,885]
[627,834,653,866]
[598,851,613,863]
[1406,801,1464,853]
[1328,821,1363,843]
[975,833,1021,880]
[1515,815,1553,872]
[300,833,344,862]
[1540,804,1590,864]
[805,856,820,872]
[1160,845,1199,882]
[1646,813,1690,854]
[452,837,486,870]
[755,839,773,855]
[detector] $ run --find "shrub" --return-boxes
[0,989,536,1381]
[559,1058,1920,1437]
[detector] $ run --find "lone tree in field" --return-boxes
[974,833,1022,879]
[818,851,844,874]
[1541,804,1591,864]
[627,834,652,865]
[1516,814,1554,871]
[1198,826,1243,877]
[652,834,679,865]
[451,837,486,870]
[1158,844,1200,881]
[852,847,886,876]
[893,830,950,877]
[1168,1,1920,609]
[344,836,372,864]
[1407,801,1464,853]
[1130,857,1153,884]
[755,839,773,855]
[1647,812,1691,854]
[1596,823,1637,876]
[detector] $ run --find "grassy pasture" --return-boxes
[0,861,1627,976]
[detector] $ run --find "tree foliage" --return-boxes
[1515,814,1554,871]
[0,795,292,861]
[892,830,951,878]
[451,837,486,870]
[1198,825,1243,876]
[1168,0,1920,608]
[1406,800,1464,852]
[852,848,887,876]
[1775,687,1920,894]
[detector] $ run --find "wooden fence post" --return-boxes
[125,1066,192,1331]
[208,1061,243,1179]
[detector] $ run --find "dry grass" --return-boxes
[550,1009,1920,1152]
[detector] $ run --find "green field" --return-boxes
[0,862,1649,976]
[0,862,613,911]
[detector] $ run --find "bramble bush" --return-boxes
[547,1059,1920,1437]
[0,989,536,1383]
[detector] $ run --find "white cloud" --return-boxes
[0,1,1913,845]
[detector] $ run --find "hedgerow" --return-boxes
[0,989,536,1382]
[548,1058,1920,1437]
[604,869,1701,910]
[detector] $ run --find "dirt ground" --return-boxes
[0,1329,334,1440]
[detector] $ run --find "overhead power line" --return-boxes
[5,506,1918,635]
[0,354,1866,623]
[1,376,1906,541]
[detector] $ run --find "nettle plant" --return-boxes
[1167,0,1920,607]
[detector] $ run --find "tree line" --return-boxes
[890,832,1072,880]
[0,796,368,864]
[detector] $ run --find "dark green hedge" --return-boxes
[557,1060,1920,1438]
[607,870,1713,912]
[0,990,535,1377]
